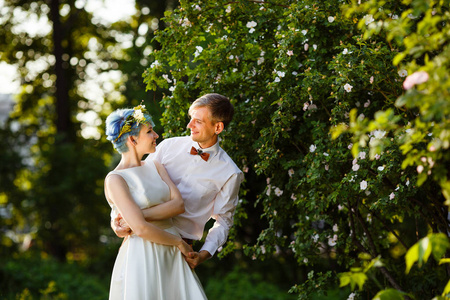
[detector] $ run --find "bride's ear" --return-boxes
[128,136,137,145]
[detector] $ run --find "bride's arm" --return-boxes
[140,161,185,221]
[105,174,190,255]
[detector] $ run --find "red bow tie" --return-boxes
[190,147,210,162]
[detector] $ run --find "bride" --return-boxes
[104,104,207,300]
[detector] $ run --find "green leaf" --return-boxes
[405,233,450,274]
[393,52,407,66]
[429,233,450,261]
[373,289,406,300]
[439,258,450,265]
[339,271,367,291]
[443,280,450,297]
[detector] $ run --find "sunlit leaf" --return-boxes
[373,289,406,300]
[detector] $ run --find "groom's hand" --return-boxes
[185,250,212,269]
[112,214,132,238]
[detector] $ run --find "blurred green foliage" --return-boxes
[0,252,108,299]
[1,0,449,299]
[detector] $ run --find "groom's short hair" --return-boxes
[189,93,234,128]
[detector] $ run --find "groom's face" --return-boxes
[187,106,217,148]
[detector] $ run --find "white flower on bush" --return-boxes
[301,29,308,35]
[358,152,366,160]
[150,60,160,68]
[312,234,319,243]
[370,76,374,84]
[360,180,368,190]
[364,14,374,25]
[276,70,286,78]
[374,154,381,160]
[406,180,410,186]
[364,100,371,107]
[417,165,424,173]
[348,143,353,150]
[343,48,348,55]
[287,50,294,56]
[225,5,231,13]
[403,71,429,90]
[344,83,353,92]
[372,130,386,139]
[348,292,356,300]
[162,74,172,83]
[304,43,309,51]
[246,21,257,33]
[389,192,395,200]
[291,193,297,201]
[274,77,280,83]
[303,102,309,111]
[313,44,317,50]
[328,16,335,23]
[309,144,316,152]
[274,187,283,196]
[398,69,408,77]
[257,57,264,65]
[352,164,360,171]
[323,152,329,157]
[325,165,329,171]
[169,86,176,92]
[288,169,294,177]
[333,224,339,232]
[194,46,203,57]
[193,4,201,11]
[328,234,338,246]
[378,166,384,171]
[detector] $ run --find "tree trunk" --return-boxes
[49,0,71,141]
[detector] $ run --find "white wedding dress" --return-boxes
[106,160,207,300]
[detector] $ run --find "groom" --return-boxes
[113,93,243,268]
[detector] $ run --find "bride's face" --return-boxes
[137,124,159,154]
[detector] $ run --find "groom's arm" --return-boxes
[185,172,243,268]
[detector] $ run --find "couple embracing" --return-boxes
[104,93,243,299]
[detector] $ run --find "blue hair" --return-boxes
[105,108,153,153]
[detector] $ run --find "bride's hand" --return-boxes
[177,240,193,257]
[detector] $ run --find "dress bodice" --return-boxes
[107,160,172,229]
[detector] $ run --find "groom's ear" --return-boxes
[214,121,224,135]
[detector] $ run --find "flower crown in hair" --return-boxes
[114,103,151,142]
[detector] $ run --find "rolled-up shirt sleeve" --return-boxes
[200,172,243,256]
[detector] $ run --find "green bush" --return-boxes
[0,253,108,300]
[143,0,450,298]
[204,266,296,300]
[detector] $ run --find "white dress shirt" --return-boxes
[146,136,244,256]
